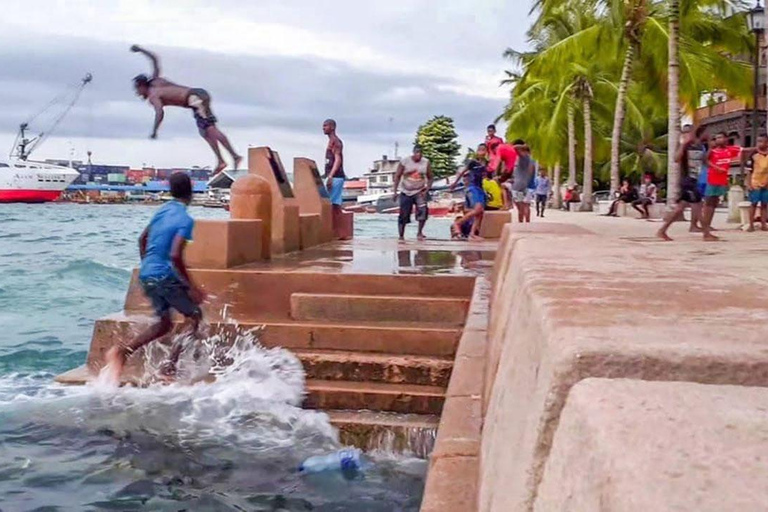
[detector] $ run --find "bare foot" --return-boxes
[703,233,720,242]
[417,233,426,241]
[689,227,703,233]
[656,231,673,242]
[761,225,768,232]
[233,155,243,170]
[103,346,126,385]
[748,225,756,232]
[213,161,227,175]
[158,361,178,383]
[469,234,485,241]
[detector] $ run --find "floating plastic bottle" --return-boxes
[298,448,363,477]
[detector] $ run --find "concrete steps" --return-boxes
[290,292,469,325]
[295,349,453,387]
[304,379,445,415]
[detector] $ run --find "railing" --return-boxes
[694,97,767,124]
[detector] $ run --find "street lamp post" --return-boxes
[747,1,765,146]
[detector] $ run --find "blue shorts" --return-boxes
[705,184,728,198]
[328,177,344,206]
[466,185,486,209]
[750,187,768,205]
[141,275,201,319]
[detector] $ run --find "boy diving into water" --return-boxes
[131,44,242,176]
[104,173,206,384]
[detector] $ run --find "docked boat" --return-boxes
[1,74,91,204]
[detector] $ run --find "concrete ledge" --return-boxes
[479,210,511,239]
[299,213,321,250]
[617,201,666,219]
[480,232,768,512]
[337,210,354,240]
[185,219,263,269]
[536,378,768,512]
[421,456,478,512]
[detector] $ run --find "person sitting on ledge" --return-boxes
[563,184,582,211]
[104,172,206,384]
[631,174,658,219]
[130,45,241,176]
[604,179,636,216]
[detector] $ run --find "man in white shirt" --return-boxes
[394,146,434,241]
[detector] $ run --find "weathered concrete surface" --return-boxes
[421,277,490,512]
[229,173,272,260]
[298,213,321,250]
[480,212,768,512]
[185,219,263,269]
[304,379,445,415]
[328,410,438,457]
[478,210,511,239]
[290,292,469,325]
[535,378,768,512]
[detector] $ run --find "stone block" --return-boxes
[304,379,445,415]
[293,157,334,243]
[479,234,768,512]
[336,209,354,240]
[619,201,666,219]
[568,201,581,212]
[185,219,263,269]
[432,395,482,459]
[535,378,768,512]
[299,213,321,250]
[479,210,511,239]
[248,146,301,254]
[290,293,469,325]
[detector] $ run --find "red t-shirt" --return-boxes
[707,146,740,186]
[490,144,518,174]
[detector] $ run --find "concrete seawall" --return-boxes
[475,214,768,511]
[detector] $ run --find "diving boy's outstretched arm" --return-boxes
[130,44,161,79]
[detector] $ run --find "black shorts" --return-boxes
[141,275,201,319]
[632,198,653,207]
[399,192,429,225]
[187,88,217,134]
[679,176,702,204]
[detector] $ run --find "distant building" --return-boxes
[343,180,367,201]
[361,155,400,195]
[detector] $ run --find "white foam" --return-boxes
[0,327,340,454]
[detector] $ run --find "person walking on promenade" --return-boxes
[322,119,349,240]
[451,143,489,240]
[657,126,707,241]
[510,142,535,223]
[394,145,434,241]
[130,45,241,176]
[534,168,551,217]
[104,173,205,384]
[744,134,768,232]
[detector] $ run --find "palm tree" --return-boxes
[567,103,577,185]
[667,0,680,206]
[581,85,595,209]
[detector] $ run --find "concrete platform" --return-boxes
[536,378,768,512]
[480,210,768,512]
[304,379,445,415]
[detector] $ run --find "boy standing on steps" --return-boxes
[745,134,768,232]
[104,172,205,384]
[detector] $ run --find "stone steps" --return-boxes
[304,379,445,415]
[290,292,469,325]
[327,409,439,457]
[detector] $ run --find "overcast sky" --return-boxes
[0,0,530,176]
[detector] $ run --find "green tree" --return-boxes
[414,116,461,178]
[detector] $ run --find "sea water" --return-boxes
[0,204,448,511]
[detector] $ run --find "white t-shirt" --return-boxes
[400,156,430,196]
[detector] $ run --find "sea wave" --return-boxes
[54,259,132,286]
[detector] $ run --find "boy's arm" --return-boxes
[170,235,205,304]
[393,162,404,194]
[425,161,434,193]
[130,45,161,79]
[450,167,467,190]
[138,228,149,259]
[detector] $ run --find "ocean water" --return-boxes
[0,204,449,512]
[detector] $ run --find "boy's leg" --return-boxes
[642,200,651,219]
[657,202,686,241]
[702,194,720,241]
[104,314,172,384]
[631,200,644,216]
[749,200,757,232]
[690,203,703,232]
[470,205,484,240]
[158,281,204,377]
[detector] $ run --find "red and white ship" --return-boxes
[0,158,79,203]
[1,74,90,203]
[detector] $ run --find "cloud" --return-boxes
[0,0,529,172]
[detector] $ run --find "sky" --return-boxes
[0,0,531,177]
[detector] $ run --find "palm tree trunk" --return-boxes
[610,44,636,196]
[567,103,577,186]
[580,96,594,211]
[667,0,680,206]
[553,162,562,209]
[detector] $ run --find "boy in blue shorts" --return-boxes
[104,172,205,384]
[450,143,489,240]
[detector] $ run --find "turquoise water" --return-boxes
[0,204,448,512]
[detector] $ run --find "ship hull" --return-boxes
[0,159,79,204]
[0,189,63,203]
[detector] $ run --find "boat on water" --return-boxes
[0,74,91,204]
